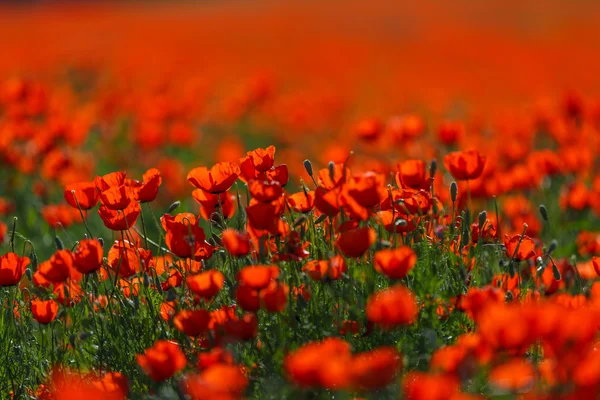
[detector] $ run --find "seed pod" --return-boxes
[168,201,181,213]
[303,159,314,177]
[539,204,549,222]
[450,182,458,203]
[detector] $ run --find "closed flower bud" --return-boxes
[539,204,548,222]
[168,201,181,213]
[478,211,487,229]
[303,159,314,177]
[429,159,437,179]
[547,239,558,254]
[450,182,458,203]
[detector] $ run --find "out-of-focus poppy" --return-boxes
[31,299,59,324]
[397,160,429,190]
[98,201,141,231]
[173,309,211,337]
[374,247,417,279]
[72,239,103,274]
[349,347,402,391]
[443,150,487,181]
[336,227,376,258]
[0,252,30,287]
[187,162,240,194]
[183,364,248,400]
[187,270,225,300]
[64,181,99,210]
[366,285,418,328]
[260,281,289,312]
[237,265,279,290]
[303,256,346,281]
[284,338,351,389]
[137,340,187,382]
[488,358,534,392]
[222,229,251,257]
[437,121,465,146]
[403,372,460,400]
[504,234,536,261]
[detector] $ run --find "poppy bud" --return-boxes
[328,161,335,181]
[429,159,437,179]
[168,201,181,214]
[55,236,64,250]
[303,159,314,177]
[314,214,328,225]
[395,219,407,228]
[547,239,558,254]
[551,260,561,281]
[98,237,104,247]
[539,204,548,222]
[143,273,150,288]
[478,211,487,230]
[450,182,457,203]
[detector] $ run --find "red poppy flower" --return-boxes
[236,283,261,312]
[237,265,279,290]
[221,229,251,257]
[335,227,376,258]
[0,252,30,287]
[349,347,402,391]
[98,201,141,231]
[265,164,289,186]
[72,239,104,274]
[31,299,59,324]
[285,337,351,389]
[135,168,162,203]
[246,202,280,232]
[100,185,133,210]
[287,190,315,213]
[187,162,240,194]
[318,164,349,189]
[191,189,235,221]
[303,256,346,281]
[403,372,460,400]
[187,270,225,299]
[489,358,534,392]
[41,204,77,228]
[248,180,283,203]
[95,171,127,191]
[38,249,78,283]
[137,340,187,382]
[443,150,487,180]
[366,285,418,328]
[107,240,151,278]
[397,159,429,190]
[346,172,386,209]
[183,364,248,400]
[161,213,214,259]
[504,234,537,261]
[173,309,211,337]
[260,281,289,312]
[374,247,417,279]
[241,145,276,174]
[64,181,99,210]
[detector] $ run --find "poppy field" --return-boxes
[3,1,600,399]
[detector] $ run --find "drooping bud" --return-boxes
[450,182,458,203]
[168,201,181,214]
[551,260,562,281]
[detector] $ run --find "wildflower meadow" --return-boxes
[2,1,600,399]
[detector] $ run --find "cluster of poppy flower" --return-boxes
[2,32,600,395]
